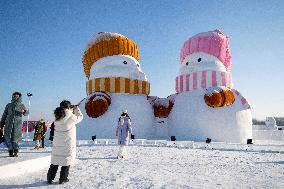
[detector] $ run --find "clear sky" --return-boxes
[0,0,283,121]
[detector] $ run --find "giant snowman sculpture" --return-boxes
[77,32,154,139]
[168,29,252,143]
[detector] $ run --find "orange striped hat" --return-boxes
[82,32,140,80]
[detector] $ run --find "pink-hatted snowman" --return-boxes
[168,29,252,143]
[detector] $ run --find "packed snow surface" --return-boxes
[0,140,283,189]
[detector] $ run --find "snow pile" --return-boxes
[205,86,225,96]
[265,117,278,129]
[87,32,126,48]
[148,97,169,107]
[253,130,284,141]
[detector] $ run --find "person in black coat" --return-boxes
[0,127,5,144]
[49,122,55,142]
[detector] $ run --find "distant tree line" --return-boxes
[253,117,284,126]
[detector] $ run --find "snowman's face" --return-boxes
[90,55,147,81]
[179,52,226,75]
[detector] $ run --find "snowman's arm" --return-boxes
[85,92,111,118]
[231,89,252,110]
[149,94,176,118]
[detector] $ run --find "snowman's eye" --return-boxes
[123,61,127,64]
[186,62,189,66]
[197,58,202,62]
[137,64,140,67]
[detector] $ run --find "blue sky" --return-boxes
[0,0,283,121]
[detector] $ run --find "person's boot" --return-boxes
[8,150,13,157]
[47,164,58,184]
[34,143,40,150]
[13,149,18,157]
[59,166,70,184]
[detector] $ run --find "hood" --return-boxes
[54,109,75,132]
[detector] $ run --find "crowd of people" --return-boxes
[0,92,133,184]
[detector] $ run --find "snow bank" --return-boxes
[0,155,50,180]
[87,32,126,48]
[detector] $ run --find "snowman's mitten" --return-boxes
[152,96,175,118]
[85,92,111,118]
[204,87,235,108]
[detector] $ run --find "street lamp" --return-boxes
[26,92,33,140]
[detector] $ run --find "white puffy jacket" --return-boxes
[51,108,83,166]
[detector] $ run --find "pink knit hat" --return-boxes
[180,29,231,71]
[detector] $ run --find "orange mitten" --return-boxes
[204,87,235,108]
[85,92,111,118]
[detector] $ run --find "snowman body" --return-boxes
[168,89,252,143]
[78,94,154,139]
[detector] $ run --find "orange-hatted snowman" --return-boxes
[77,32,154,139]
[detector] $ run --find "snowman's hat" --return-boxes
[82,32,140,79]
[180,29,231,71]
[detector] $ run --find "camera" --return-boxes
[70,105,78,109]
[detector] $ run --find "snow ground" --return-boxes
[0,141,284,189]
[0,143,50,166]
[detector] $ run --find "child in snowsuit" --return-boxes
[47,100,83,184]
[33,119,46,149]
[116,111,132,159]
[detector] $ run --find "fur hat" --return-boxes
[12,92,22,97]
[82,32,140,79]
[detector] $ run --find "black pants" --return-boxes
[5,140,19,151]
[47,164,70,182]
[41,138,44,148]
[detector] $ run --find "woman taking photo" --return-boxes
[47,100,83,184]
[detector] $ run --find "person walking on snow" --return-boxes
[116,110,132,159]
[0,92,28,157]
[47,100,83,184]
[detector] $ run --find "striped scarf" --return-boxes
[175,71,232,93]
[86,77,150,95]
[175,71,251,109]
